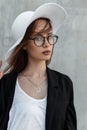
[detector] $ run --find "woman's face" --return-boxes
[25,19,54,63]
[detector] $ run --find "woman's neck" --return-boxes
[22,61,47,78]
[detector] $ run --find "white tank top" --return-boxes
[7,79,47,130]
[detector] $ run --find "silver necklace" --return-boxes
[21,73,47,93]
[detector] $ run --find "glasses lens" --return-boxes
[34,35,43,46]
[48,35,58,45]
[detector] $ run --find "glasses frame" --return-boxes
[28,34,58,47]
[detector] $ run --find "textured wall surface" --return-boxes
[0,0,87,129]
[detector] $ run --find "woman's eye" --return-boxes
[48,35,53,40]
[35,36,43,41]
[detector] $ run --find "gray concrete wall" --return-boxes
[0,0,87,129]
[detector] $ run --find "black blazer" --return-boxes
[0,67,77,130]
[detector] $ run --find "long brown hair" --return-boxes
[4,18,52,74]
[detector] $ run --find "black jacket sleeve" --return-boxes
[0,73,17,130]
[63,76,77,130]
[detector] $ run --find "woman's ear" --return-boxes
[23,46,27,50]
[23,42,28,50]
[22,40,28,50]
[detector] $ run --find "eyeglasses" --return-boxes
[28,34,58,47]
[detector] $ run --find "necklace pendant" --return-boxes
[36,87,41,93]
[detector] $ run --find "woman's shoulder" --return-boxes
[48,67,72,82]
[47,67,73,92]
[0,72,18,95]
[48,68,74,98]
[0,71,18,83]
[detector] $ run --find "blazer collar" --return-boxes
[46,67,59,87]
[45,67,59,130]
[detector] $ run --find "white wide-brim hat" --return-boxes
[6,3,68,60]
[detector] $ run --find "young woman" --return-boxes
[0,3,77,130]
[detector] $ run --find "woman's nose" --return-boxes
[42,37,49,47]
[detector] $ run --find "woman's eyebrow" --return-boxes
[31,32,53,37]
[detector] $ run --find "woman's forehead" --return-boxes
[32,19,53,34]
[34,19,49,29]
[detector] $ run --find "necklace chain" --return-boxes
[20,72,47,93]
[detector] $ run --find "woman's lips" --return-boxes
[42,51,51,55]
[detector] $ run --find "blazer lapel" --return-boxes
[45,68,59,130]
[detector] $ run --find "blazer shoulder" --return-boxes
[0,72,17,93]
[0,72,17,81]
[50,68,72,82]
[48,68,73,91]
